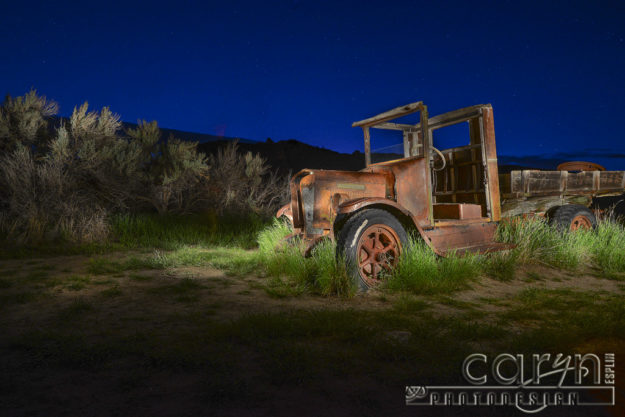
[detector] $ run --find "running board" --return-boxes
[423,221,515,257]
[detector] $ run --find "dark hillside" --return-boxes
[199,139,369,175]
[198,138,533,175]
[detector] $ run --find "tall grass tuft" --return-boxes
[386,238,480,294]
[313,241,354,297]
[483,251,518,282]
[495,217,590,269]
[257,220,354,297]
[590,220,625,278]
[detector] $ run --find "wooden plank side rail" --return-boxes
[505,170,625,198]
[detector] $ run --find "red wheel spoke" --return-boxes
[374,232,382,250]
[370,262,379,278]
[382,243,397,254]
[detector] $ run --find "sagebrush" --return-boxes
[0,90,287,244]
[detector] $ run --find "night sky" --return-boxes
[3,1,625,168]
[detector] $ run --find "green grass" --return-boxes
[524,271,545,282]
[483,251,517,281]
[22,270,51,283]
[148,278,206,302]
[128,273,154,282]
[86,256,160,275]
[0,212,270,260]
[502,287,600,323]
[65,275,91,290]
[92,278,115,285]
[110,212,269,250]
[57,298,93,321]
[257,220,355,297]
[495,217,625,273]
[385,238,479,295]
[435,296,478,310]
[392,295,429,313]
[100,285,123,298]
[590,220,625,278]
[145,246,261,277]
[509,292,625,353]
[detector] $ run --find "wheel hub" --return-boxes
[570,215,592,231]
[356,225,401,287]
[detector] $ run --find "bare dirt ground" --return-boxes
[1,251,623,417]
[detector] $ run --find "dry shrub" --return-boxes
[206,140,288,216]
[0,146,109,243]
[126,121,208,214]
[0,90,286,244]
[0,89,57,154]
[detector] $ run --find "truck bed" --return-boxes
[498,170,625,217]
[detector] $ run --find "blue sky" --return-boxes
[2,0,625,168]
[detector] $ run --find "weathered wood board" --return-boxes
[503,170,625,198]
[499,170,625,217]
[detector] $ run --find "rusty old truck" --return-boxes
[276,101,625,290]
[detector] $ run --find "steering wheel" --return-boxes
[431,146,447,171]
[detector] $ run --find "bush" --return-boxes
[0,145,109,243]
[0,89,57,154]
[0,90,287,245]
[207,140,288,216]
[125,120,208,214]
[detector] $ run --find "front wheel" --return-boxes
[336,209,408,291]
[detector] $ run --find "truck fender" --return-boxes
[334,197,439,254]
[276,203,293,224]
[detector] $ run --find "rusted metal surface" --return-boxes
[356,224,402,287]
[294,169,389,236]
[570,214,593,231]
[557,161,606,172]
[303,235,329,257]
[433,203,482,220]
[364,156,432,226]
[423,222,512,256]
[276,203,293,223]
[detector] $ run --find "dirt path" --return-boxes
[1,251,624,417]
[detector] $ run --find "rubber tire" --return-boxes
[336,208,408,292]
[548,204,597,231]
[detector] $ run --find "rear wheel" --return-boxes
[337,209,408,291]
[548,204,597,231]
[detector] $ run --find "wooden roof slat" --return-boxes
[352,101,424,128]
